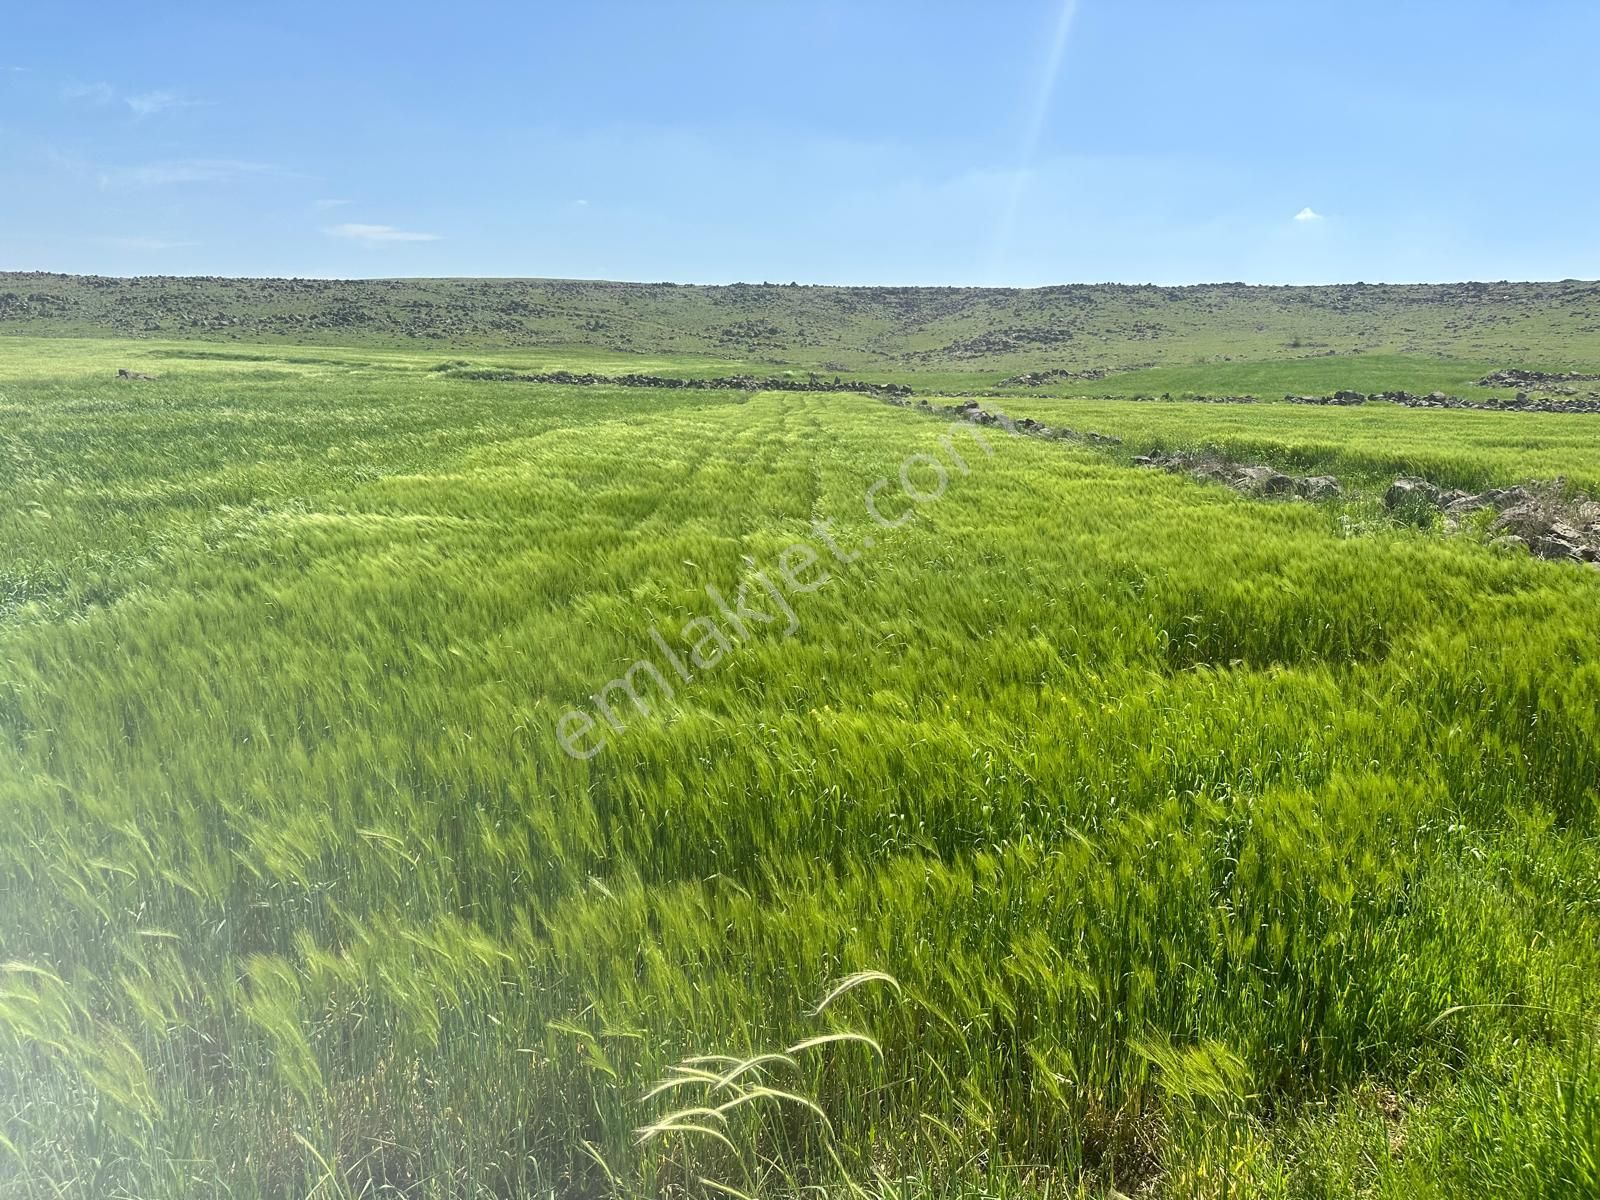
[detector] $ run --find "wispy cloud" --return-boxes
[62,80,115,105]
[325,222,441,244]
[61,80,201,117]
[314,198,352,210]
[1294,207,1323,223]
[126,90,194,118]
[97,158,274,189]
[48,149,285,192]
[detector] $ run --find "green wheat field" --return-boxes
[2,301,1600,1198]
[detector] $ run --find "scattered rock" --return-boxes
[1534,534,1585,563]
[1490,508,1591,563]
[1384,477,1443,509]
[1478,368,1600,389]
[1114,393,1259,405]
[1493,505,1556,542]
[1283,388,1600,414]
[1134,452,1341,502]
[459,368,912,397]
[1387,474,1600,565]
[1233,465,1296,496]
[998,367,1112,387]
[1286,392,1367,406]
[1444,485,1532,516]
[1296,475,1343,500]
[886,394,1117,448]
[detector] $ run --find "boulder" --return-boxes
[1385,477,1443,509]
[1532,534,1584,563]
[1479,486,1532,510]
[1492,504,1556,542]
[1233,466,1295,496]
[1296,475,1343,500]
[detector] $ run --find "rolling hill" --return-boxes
[6,272,1600,379]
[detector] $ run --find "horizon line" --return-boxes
[3,268,1598,291]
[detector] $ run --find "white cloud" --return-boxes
[125,90,190,117]
[314,198,352,210]
[1294,207,1323,222]
[61,82,199,116]
[97,158,274,189]
[324,222,441,244]
[62,80,115,105]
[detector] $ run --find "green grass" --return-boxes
[8,275,1600,383]
[1015,353,1506,400]
[0,335,762,385]
[995,394,1600,492]
[1,340,1599,1198]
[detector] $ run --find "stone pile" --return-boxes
[1384,477,1600,564]
[462,369,912,397]
[882,395,1123,447]
[1478,369,1600,389]
[998,367,1111,386]
[1285,390,1600,414]
[1129,393,1260,405]
[1132,452,1343,501]
[1280,396,1369,412]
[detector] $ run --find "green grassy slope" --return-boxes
[2,344,1599,1198]
[6,273,1600,381]
[1017,353,1504,399]
[998,396,1600,492]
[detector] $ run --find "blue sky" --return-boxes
[3,1,1597,285]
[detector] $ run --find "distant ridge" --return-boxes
[4,271,1599,373]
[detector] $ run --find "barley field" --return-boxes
[2,340,1599,1198]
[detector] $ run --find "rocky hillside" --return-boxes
[4,272,1600,374]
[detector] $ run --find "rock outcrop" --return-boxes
[456,368,912,397]
[1477,369,1600,389]
[1383,477,1600,564]
[886,396,1122,447]
[1289,390,1600,414]
[1133,452,1343,501]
